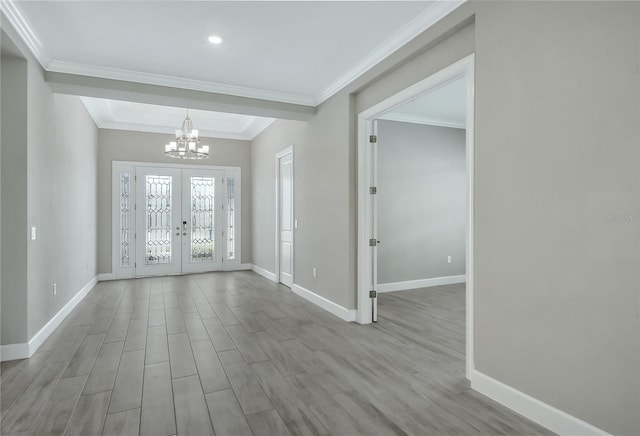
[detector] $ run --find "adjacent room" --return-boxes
[373,76,469,395]
[1,1,639,436]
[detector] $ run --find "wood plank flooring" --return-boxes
[0,272,552,435]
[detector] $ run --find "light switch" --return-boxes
[31,227,37,240]
[294,219,298,229]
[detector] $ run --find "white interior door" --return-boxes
[181,169,223,273]
[278,152,294,287]
[135,167,182,277]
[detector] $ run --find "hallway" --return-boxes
[1,272,549,435]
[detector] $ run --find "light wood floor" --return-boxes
[1,272,551,435]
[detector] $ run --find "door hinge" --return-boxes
[369,290,377,298]
[369,238,378,247]
[134,204,137,211]
[369,187,377,195]
[134,262,137,268]
[369,134,377,143]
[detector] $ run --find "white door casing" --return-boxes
[356,54,475,379]
[276,146,294,287]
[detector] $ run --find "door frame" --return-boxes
[356,54,475,379]
[275,145,294,285]
[111,160,242,279]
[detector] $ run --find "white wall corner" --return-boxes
[292,284,356,322]
[377,274,466,293]
[251,264,277,282]
[0,343,30,362]
[470,370,611,436]
[27,275,98,356]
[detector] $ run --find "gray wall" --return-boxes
[1,52,29,345]
[251,93,353,308]
[1,22,99,344]
[251,2,640,433]
[97,129,252,273]
[377,121,465,284]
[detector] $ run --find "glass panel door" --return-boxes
[181,169,223,273]
[135,167,182,277]
[222,168,241,270]
[127,165,237,277]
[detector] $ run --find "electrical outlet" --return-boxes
[31,226,37,240]
[53,283,57,296]
[313,267,317,278]
[447,256,452,264]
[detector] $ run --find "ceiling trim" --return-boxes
[379,112,465,129]
[0,0,49,65]
[243,117,277,140]
[48,60,317,106]
[5,0,465,109]
[79,97,275,141]
[315,0,465,104]
[96,120,261,141]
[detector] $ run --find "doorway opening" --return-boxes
[111,161,241,279]
[275,146,294,287]
[357,55,475,379]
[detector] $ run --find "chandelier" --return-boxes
[165,110,209,159]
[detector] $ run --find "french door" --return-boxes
[112,162,240,279]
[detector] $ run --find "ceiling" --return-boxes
[382,76,466,129]
[3,1,463,139]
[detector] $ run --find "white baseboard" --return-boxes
[28,275,98,356]
[251,264,277,282]
[292,284,356,322]
[0,275,98,362]
[97,273,115,281]
[377,274,466,293]
[470,370,610,436]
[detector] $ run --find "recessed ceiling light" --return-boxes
[208,35,223,45]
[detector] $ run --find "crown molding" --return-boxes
[98,120,259,141]
[243,117,277,140]
[0,0,49,65]
[6,0,465,109]
[79,96,274,141]
[315,0,465,105]
[49,60,316,107]
[379,112,465,129]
